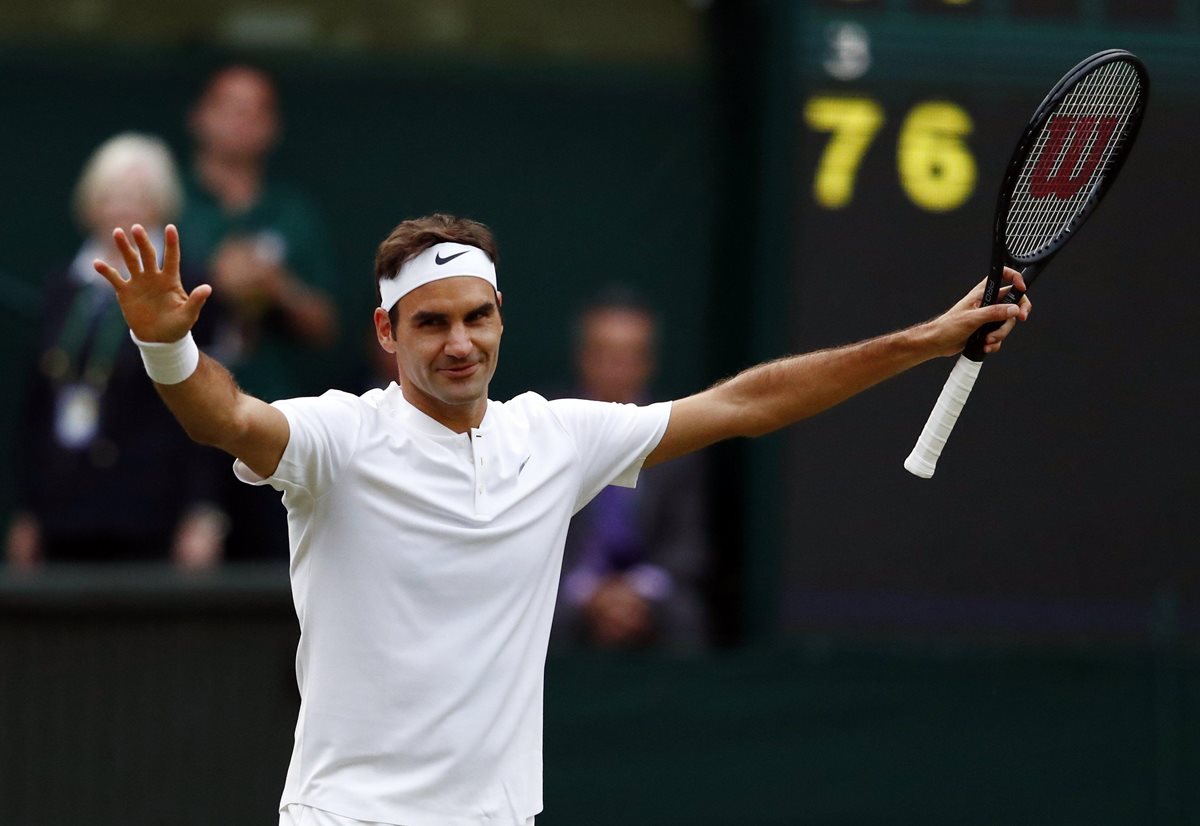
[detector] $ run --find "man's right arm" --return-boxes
[154,352,289,479]
[95,224,289,479]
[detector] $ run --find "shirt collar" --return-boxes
[381,382,493,439]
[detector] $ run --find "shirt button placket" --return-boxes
[472,430,485,513]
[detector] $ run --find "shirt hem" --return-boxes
[280,794,540,826]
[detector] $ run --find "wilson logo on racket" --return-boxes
[1029,115,1120,199]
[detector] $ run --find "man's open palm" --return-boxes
[94,224,211,343]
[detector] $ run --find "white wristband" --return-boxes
[130,330,200,385]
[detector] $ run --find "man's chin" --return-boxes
[432,379,489,406]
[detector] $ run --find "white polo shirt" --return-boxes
[235,384,671,826]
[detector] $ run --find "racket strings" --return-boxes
[1008,62,1138,255]
[1008,62,1136,251]
[1005,60,1143,261]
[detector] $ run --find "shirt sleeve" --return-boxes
[547,398,672,514]
[232,389,363,498]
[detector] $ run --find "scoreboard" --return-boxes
[748,0,1200,643]
[797,0,1196,220]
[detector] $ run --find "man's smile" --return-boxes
[437,362,480,379]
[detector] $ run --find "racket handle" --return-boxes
[903,354,983,479]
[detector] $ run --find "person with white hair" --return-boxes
[5,133,227,569]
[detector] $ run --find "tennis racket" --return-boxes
[904,49,1149,479]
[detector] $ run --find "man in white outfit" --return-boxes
[94,213,1028,825]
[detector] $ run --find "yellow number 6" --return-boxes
[897,101,976,212]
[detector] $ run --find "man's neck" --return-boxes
[400,385,488,434]
[195,152,264,213]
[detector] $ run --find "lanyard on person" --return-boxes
[40,283,128,450]
[40,284,126,391]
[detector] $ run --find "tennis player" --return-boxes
[94,214,1028,826]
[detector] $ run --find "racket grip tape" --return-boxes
[903,354,983,479]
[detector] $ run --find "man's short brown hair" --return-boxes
[374,214,498,312]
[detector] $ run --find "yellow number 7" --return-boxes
[804,96,885,209]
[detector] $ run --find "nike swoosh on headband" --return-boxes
[435,250,470,266]
[380,243,498,311]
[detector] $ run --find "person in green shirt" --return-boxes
[180,64,340,559]
[181,63,338,402]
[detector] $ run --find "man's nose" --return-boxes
[444,324,472,358]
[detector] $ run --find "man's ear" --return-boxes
[374,308,397,353]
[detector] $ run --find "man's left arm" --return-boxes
[646,270,1031,467]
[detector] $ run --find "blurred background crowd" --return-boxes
[4,61,720,652]
[1,1,1198,824]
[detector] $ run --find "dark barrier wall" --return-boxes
[0,568,298,824]
[3,569,1200,825]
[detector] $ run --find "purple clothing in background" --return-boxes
[562,485,674,606]
[579,485,645,573]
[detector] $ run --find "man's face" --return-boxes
[192,69,279,162]
[377,277,503,425]
[577,308,655,404]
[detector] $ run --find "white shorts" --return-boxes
[279,804,535,826]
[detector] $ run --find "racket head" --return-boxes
[982,50,1150,307]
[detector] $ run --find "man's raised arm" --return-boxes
[645,269,1032,467]
[94,224,289,479]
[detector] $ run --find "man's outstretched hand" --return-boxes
[94,224,211,343]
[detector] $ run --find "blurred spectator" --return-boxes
[364,324,399,391]
[553,288,713,651]
[5,133,226,571]
[180,64,338,560]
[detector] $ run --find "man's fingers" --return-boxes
[93,259,127,292]
[967,269,1026,310]
[971,301,1020,329]
[965,276,988,305]
[984,316,1018,352]
[997,284,1025,306]
[113,228,144,275]
[1001,266,1028,293]
[1019,293,1032,321]
[997,284,1034,321]
[131,224,162,274]
[1001,268,1031,321]
[184,284,212,326]
[162,224,181,275]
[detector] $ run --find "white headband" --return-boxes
[379,242,497,311]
